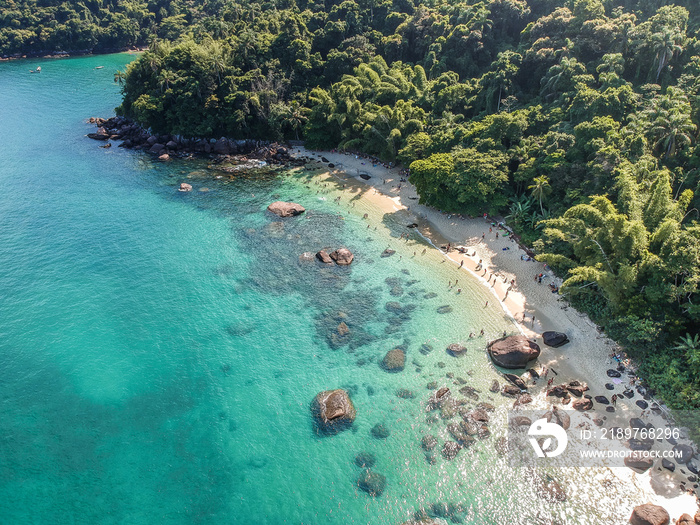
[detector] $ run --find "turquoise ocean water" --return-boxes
[0,54,639,524]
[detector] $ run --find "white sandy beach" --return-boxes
[292,145,700,520]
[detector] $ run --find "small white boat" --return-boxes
[95,66,104,69]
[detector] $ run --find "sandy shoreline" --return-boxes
[292,146,699,519]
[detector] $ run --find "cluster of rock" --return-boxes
[352,450,386,497]
[87,116,301,164]
[407,502,468,524]
[421,386,494,464]
[487,335,541,369]
[265,201,356,266]
[315,248,354,266]
[546,380,590,407]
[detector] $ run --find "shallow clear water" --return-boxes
[0,54,645,525]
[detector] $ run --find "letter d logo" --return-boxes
[528,418,568,458]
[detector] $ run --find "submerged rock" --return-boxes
[441,441,462,460]
[381,348,405,372]
[488,336,541,369]
[357,469,386,496]
[336,321,350,336]
[178,182,193,192]
[385,301,403,313]
[420,344,434,355]
[436,305,453,314]
[446,343,467,357]
[380,248,396,258]
[371,423,390,439]
[354,452,376,468]
[421,435,438,451]
[311,389,356,435]
[396,388,415,399]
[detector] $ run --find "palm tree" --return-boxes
[158,69,177,93]
[673,333,700,371]
[528,175,552,215]
[284,101,307,140]
[469,4,493,34]
[652,28,684,82]
[208,40,228,85]
[114,69,126,85]
[650,109,696,157]
[540,57,585,99]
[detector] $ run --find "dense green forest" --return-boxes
[12,0,700,409]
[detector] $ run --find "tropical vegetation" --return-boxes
[7,0,700,409]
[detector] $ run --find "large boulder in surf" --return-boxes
[87,130,110,140]
[316,250,334,264]
[542,331,569,347]
[381,348,405,372]
[330,248,354,265]
[487,336,541,369]
[267,201,306,217]
[311,389,356,434]
[629,503,669,525]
